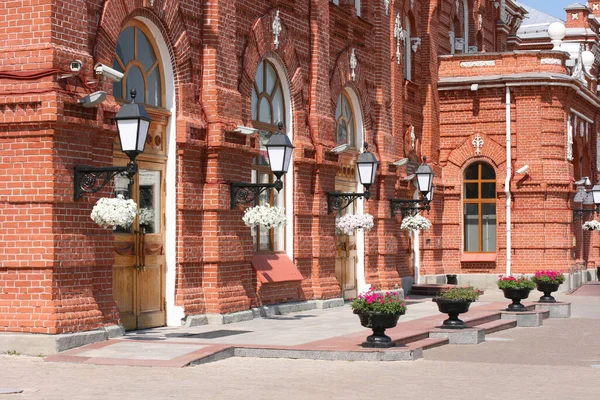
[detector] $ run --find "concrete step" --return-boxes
[405,337,449,351]
[464,312,503,327]
[474,319,517,334]
[392,332,430,346]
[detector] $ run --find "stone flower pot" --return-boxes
[433,298,472,329]
[355,311,404,348]
[501,288,531,311]
[536,282,560,303]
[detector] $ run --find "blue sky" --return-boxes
[518,0,574,20]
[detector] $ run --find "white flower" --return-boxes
[242,205,287,229]
[90,195,138,229]
[139,208,155,226]
[582,220,600,231]
[336,213,374,235]
[400,214,431,231]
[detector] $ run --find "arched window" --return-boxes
[335,91,356,146]
[404,17,412,81]
[251,59,287,252]
[112,23,163,107]
[463,162,496,252]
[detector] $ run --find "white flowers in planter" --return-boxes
[401,214,431,231]
[336,213,374,235]
[90,195,138,229]
[582,220,600,231]
[139,208,155,226]
[242,205,287,229]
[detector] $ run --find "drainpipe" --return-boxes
[413,188,420,284]
[505,86,512,276]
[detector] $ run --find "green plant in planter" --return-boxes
[532,270,565,284]
[497,275,536,290]
[436,286,482,302]
[351,291,407,314]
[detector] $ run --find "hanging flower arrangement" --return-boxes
[582,220,600,231]
[336,213,374,235]
[242,205,287,229]
[90,195,138,229]
[400,214,432,231]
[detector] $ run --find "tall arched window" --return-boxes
[463,162,496,252]
[112,22,163,107]
[404,17,412,81]
[251,59,287,252]
[335,91,356,146]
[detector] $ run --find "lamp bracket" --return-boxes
[391,198,431,218]
[573,207,599,220]
[327,192,369,214]
[231,181,283,209]
[74,163,137,201]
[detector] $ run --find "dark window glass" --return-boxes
[481,183,496,199]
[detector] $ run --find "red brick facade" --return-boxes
[1,0,598,334]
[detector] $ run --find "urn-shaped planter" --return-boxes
[501,288,531,311]
[355,311,404,348]
[536,282,560,303]
[433,298,472,329]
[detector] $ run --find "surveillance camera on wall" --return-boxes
[234,126,259,135]
[94,63,124,82]
[575,176,591,186]
[70,60,82,73]
[515,165,529,175]
[78,91,107,108]
[330,143,350,154]
[393,158,409,166]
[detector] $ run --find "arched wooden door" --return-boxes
[113,110,168,330]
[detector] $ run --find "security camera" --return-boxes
[234,126,259,135]
[393,158,408,166]
[403,174,415,181]
[330,144,350,154]
[515,165,529,175]
[78,91,107,108]
[94,63,124,82]
[575,177,591,186]
[69,60,82,73]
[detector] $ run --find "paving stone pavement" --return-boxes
[0,287,599,399]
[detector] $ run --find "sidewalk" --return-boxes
[44,287,580,367]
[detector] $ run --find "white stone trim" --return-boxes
[459,60,496,67]
[136,17,183,326]
[540,58,562,65]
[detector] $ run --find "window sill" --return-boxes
[251,254,303,284]
[461,253,497,262]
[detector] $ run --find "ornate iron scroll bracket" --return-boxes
[327,192,369,214]
[230,181,283,209]
[74,162,137,201]
[390,199,431,218]
[573,207,599,220]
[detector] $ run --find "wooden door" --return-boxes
[113,159,166,330]
[334,176,358,300]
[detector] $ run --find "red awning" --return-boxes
[251,254,304,284]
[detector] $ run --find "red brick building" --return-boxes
[0,0,598,345]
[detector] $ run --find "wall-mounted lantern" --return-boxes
[327,143,379,214]
[573,181,600,219]
[74,89,151,201]
[391,157,434,217]
[230,122,294,208]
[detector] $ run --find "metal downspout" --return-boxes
[505,86,512,276]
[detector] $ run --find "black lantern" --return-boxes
[327,143,379,214]
[230,122,295,208]
[113,88,151,164]
[391,156,435,218]
[573,181,600,219]
[74,89,151,201]
[592,184,600,211]
[265,124,295,181]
